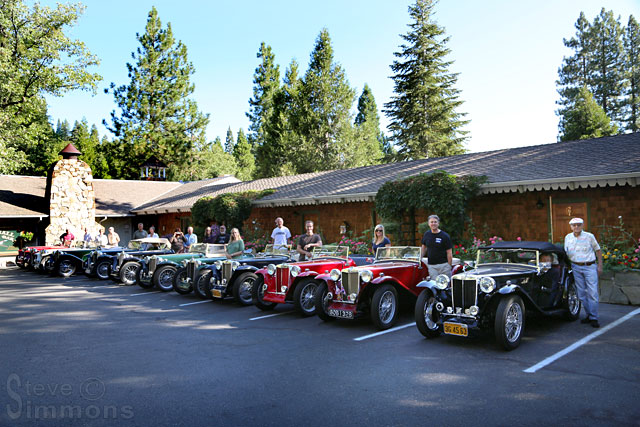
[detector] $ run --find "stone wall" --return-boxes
[45,159,101,245]
[599,271,640,305]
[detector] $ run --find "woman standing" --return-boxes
[225,228,245,259]
[372,224,391,255]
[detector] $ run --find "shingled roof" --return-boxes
[133,133,640,211]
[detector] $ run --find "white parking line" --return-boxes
[353,322,417,341]
[249,311,294,321]
[130,291,162,296]
[179,300,213,307]
[524,307,640,373]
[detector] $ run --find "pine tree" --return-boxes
[225,127,235,153]
[590,8,626,126]
[246,43,281,150]
[296,29,357,172]
[353,84,383,165]
[104,7,209,179]
[384,0,467,160]
[255,60,302,178]
[233,128,255,181]
[624,15,640,132]
[559,86,617,141]
[557,12,594,112]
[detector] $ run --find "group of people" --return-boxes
[60,226,122,248]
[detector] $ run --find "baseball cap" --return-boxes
[569,218,584,225]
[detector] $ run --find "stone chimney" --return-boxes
[44,143,100,245]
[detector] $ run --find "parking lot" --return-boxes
[1,268,639,426]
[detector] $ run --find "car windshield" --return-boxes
[127,240,170,250]
[189,243,208,254]
[311,245,349,259]
[260,244,290,256]
[477,248,539,266]
[203,244,227,256]
[375,246,421,262]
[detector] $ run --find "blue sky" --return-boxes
[42,0,639,154]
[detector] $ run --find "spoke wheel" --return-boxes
[233,272,257,306]
[415,289,441,338]
[293,278,319,316]
[495,295,525,351]
[96,261,110,280]
[371,284,399,330]
[135,266,154,289]
[173,267,193,294]
[195,271,213,299]
[314,282,334,322]
[252,275,276,311]
[155,266,176,292]
[119,262,140,286]
[59,259,76,277]
[564,278,581,321]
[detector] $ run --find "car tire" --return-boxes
[95,260,111,280]
[154,265,176,292]
[172,267,193,294]
[135,266,154,289]
[252,275,276,311]
[58,259,76,277]
[415,289,441,338]
[370,284,399,330]
[563,277,581,321]
[195,270,213,299]
[233,272,257,306]
[119,261,140,286]
[495,295,525,351]
[293,278,318,316]
[314,282,335,322]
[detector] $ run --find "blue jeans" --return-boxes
[572,263,599,321]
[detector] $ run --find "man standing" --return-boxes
[133,223,148,240]
[271,217,291,249]
[297,220,322,261]
[420,215,453,279]
[184,226,197,250]
[564,217,603,328]
[94,228,108,246]
[107,227,120,247]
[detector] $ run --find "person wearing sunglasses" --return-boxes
[372,224,391,255]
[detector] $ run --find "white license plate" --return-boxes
[329,309,354,319]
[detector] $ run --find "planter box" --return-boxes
[599,270,640,305]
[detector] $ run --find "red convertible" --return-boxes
[17,245,65,270]
[314,246,429,330]
[252,246,372,316]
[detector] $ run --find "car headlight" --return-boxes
[435,274,450,290]
[360,269,373,283]
[267,264,276,275]
[143,256,149,262]
[479,277,496,293]
[348,293,357,302]
[231,261,239,271]
[281,286,288,293]
[181,260,188,266]
[290,265,301,277]
[196,260,202,266]
[330,268,341,282]
[214,260,222,270]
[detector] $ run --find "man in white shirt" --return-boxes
[271,217,291,249]
[564,217,603,328]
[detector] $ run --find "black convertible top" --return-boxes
[481,241,566,255]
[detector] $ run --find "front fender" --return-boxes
[235,265,258,274]
[496,284,544,313]
[416,279,439,292]
[297,270,319,279]
[314,273,332,284]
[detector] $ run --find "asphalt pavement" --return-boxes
[0,268,639,427]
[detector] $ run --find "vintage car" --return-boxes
[108,238,173,285]
[136,243,227,291]
[46,243,102,277]
[314,246,429,330]
[184,244,294,305]
[17,245,65,270]
[84,246,129,278]
[414,241,581,350]
[252,245,372,316]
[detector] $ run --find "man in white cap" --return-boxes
[564,218,603,328]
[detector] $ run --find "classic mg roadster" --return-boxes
[414,241,581,350]
[252,245,372,316]
[314,246,429,330]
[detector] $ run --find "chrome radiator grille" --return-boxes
[276,265,291,292]
[149,257,158,274]
[117,252,126,267]
[451,278,478,311]
[342,270,360,295]
[222,262,233,281]
[187,260,197,280]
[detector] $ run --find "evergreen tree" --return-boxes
[255,60,301,178]
[559,86,617,141]
[104,7,209,180]
[624,15,640,132]
[557,12,594,113]
[353,84,383,165]
[384,0,467,160]
[174,139,237,181]
[246,43,280,150]
[590,8,626,126]
[296,29,357,172]
[233,128,255,181]
[225,127,235,153]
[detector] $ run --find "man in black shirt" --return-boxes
[297,220,322,261]
[420,214,453,279]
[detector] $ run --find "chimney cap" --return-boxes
[59,143,82,158]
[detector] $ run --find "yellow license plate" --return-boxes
[212,289,222,298]
[444,322,468,337]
